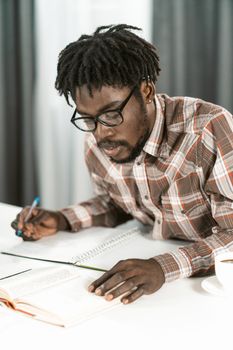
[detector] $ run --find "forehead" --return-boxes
[74,85,130,112]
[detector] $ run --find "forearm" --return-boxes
[60,195,132,232]
[154,226,233,283]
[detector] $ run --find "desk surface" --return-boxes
[0,202,232,350]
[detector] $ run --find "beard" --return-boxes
[98,102,151,164]
[109,127,150,164]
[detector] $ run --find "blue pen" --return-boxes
[16,196,40,237]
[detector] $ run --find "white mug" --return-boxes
[215,252,233,291]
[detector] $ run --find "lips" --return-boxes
[101,145,121,158]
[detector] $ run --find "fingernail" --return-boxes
[88,285,94,292]
[122,299,128,304]
[105,294,113,301]
[95,288,102,296]
[16,230,22,237]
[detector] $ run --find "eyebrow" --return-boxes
[76,100,123,116]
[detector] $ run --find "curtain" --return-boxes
[152,0,233,112]
[0,0,37,206]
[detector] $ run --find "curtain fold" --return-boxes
[0,0,37,206]
[152,0,233,112]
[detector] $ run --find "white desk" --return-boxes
[0,202,232,350]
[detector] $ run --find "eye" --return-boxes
[83,118,95,127]
[105,111,120,119]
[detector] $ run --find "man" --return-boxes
[12,24,233,304]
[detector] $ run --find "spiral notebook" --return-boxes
[72,226,140,265]
[1,223,148,271]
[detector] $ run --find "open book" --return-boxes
[0,264,119,327]
[1,223,185,327]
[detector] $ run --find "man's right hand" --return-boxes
[11,208,70,241]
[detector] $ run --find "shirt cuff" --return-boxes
[153,250,193,283]
[60,205,92,232]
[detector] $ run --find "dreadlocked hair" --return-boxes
[55,24,161,106]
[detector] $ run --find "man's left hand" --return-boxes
[88,258,165,304]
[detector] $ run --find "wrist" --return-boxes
[57,211,71,231]
[149,258,165,285]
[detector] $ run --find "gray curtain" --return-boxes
[152,0,233,112]
[0,0,37,206]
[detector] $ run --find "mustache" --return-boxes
[97,139,129,149]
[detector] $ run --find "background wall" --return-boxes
[0,0,232,209]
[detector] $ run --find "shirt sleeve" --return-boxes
[60,184,132,232]
[60,136,132,232]
[154,110,233,282]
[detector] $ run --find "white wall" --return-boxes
[35,0,152,209]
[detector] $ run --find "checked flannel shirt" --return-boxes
[61,94,233,283]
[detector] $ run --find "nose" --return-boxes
[94,122,115,139]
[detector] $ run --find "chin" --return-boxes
[110,153,137,164]
[110,157,129,164]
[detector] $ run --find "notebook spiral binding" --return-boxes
[72,227,140,264]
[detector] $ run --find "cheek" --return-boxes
[125,117,147,142]
[117,123,139,144]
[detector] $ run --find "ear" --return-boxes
[140,81,156,104]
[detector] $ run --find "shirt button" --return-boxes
[137,162,141,166]
[157,219,161,225]
[144,195,149,200]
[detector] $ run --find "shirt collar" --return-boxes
[143,94,169,158]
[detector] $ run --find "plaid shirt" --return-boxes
[61,94,233,283]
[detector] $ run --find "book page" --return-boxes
[0,265,80,299]
[21,271,120,327]
[0,265,31,281]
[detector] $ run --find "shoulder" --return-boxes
[157,94,233,136]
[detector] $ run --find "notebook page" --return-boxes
[83,231,188,270]
[4,221,139,264]
[72,226,141,264]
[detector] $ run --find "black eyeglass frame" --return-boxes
[70,86,136,132]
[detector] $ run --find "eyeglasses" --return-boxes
[71,86,136,132]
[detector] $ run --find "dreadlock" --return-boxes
[55,24,161,106]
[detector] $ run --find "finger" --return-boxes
[88,271,114,293]
[30,211,56,232]
[97,270,138,296]
[24,211,55,240]
[11,220,18,230]
[88,261,126,293]
[16,208,31,230]
[11,211,27,236]
[105,276,140,301]
[22,211,45,239]
[20,224,35,238]
[121,286,144,304]
[12,209,43,238]
[22,224,46,241]
[27,209,44,225]
[21,234,38,241]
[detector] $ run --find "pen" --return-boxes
[16,196,40,237]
